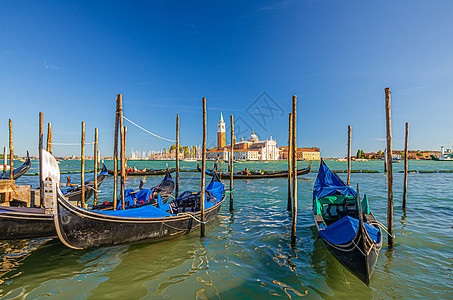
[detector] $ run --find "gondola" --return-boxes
[0,206,57,239]
[43,150,225,249]
[91,168,175,210]
[312,159,382,285]
[107,167,177,176]
[0,164,108,240]
[197,162,311,179]
[0,161,177,241]
[0,151,31,180]
[61,164,109,202]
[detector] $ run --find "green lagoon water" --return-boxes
[0,160,452,299]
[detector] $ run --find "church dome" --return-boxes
[248,131,259,142]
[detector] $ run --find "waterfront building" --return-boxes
[279,146,321,160]
[206,148,260,161]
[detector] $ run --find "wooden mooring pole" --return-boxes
[291,96,297,245]
[402,122,409,210]
[113,94,120,210]
[94,128,98,206]
[81,122,86,208]
[287,113,293,211]
[200,97,207,237]
[2,147,6,174]
[39,112,44,206]
[119,96,125,210]
[385,88,394,248]
[229,114,234,212]
[176,114,180,197]
[124,126,127,155]
[46,123,52,154]
[123,126,127,208]
[9,119,13,181]
[347,125,351,186]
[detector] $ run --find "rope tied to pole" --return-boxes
[368,220,396,238]
[223,189,234,195]
[177,212,207,224]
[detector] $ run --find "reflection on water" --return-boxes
[0,239,50,285]
[1,160,452,299]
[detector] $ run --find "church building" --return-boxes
[207,112,280,161]
[217,111,226,149]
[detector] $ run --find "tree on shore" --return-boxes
[191,146,197,158]
[356,149,365,159]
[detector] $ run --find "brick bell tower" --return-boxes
[217,111,226,149]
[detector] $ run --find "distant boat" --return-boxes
[198,162,311,179]
[431,154,453,161]
[107,167,177,176]
[431,146,453,161]
[337,158,347,162]
[182,158,198,162]
[0,152,31,180]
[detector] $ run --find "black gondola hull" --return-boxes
[197,164,311,179]
[0,152,31,180]
[320,230,381,285]
[0,207,56,240]
[107,168,177,176]
[54,190,224,249]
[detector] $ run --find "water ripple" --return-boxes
[1,160,452,299]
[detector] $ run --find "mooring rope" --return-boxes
[123,115,176,142]
[223,189,234,195]
[177,212,207,224]
[351,239,367,257]
[368,220,396,238]
[51,210,70,218]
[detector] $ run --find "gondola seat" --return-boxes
[314,194,370,220]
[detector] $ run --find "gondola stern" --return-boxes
[100,163,108,174]
[164,166,173,180]
[210,168,222,183]
[355,218,380,285]
[54,188,84,250]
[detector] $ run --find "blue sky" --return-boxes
[1,0,453,157]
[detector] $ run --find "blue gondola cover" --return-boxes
[93,203,173,218]
[318,215,380,245]
[313,160,357,201]
[118,188,154,209]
